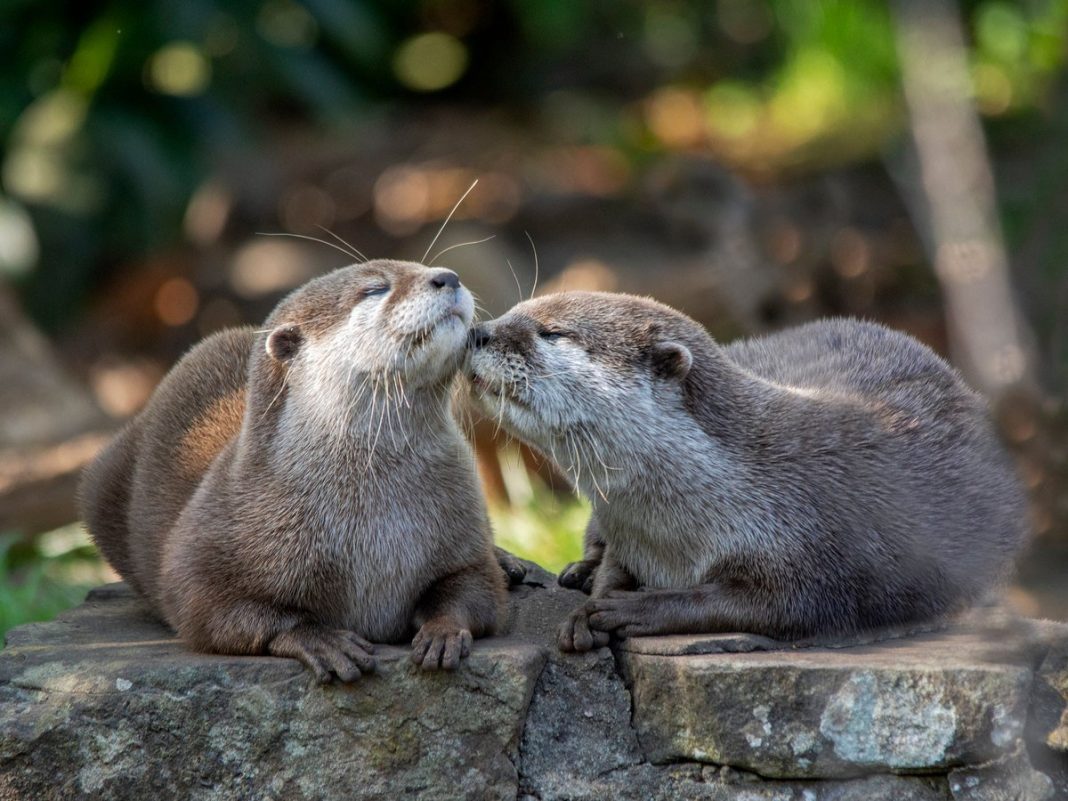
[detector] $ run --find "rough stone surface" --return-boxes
[1028,626,1068,799]
[619,622,1051,780]
[948,745,1055,801]
[0,584,544,801]
[1,575,1065,801]
[1033,633,1068,752]
[518,764,953,801]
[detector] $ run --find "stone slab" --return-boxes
[0,585,545,801]
[2,579,1064,800]
[619,625,1044,779]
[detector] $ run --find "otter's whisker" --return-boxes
[525,231,539,300]
[260,364,291,420]
[365,374,390,475]
[505,259,523,305]
[256,231,362,264]
[423,178,479,263]
[429,235,496,267]
[316,224,368,263]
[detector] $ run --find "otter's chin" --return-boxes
[469,381,547,442]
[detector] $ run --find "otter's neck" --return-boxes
[561,340,819,557]
[236,362,459,478]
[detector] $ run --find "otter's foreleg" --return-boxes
[410,560,505,671]
[558,515,606,593]
[584,584,790,640]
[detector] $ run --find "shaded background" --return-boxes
[1,0,1066,634]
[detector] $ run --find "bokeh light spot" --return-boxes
[643,6,698,69]
[976,2,1028,62]
[146,42,211,97]
[646,87,705,147]
[972,62,1013,115]
[0,196,39,277]
[393,32,469,92]
[230,240,318,298]
[717,0,773,44]
[705,81,761,140]
[374,165,431,234]
[154,278,199,327]
[257,0,318,49]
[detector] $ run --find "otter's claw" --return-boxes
[269,624,377,684]
[495,547,527,586]
[558,560,599,594]
[411,621,473,670]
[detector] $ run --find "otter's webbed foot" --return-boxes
[411,619,473,671]
[558,560,599,594]
[495,546,527,586]
[557,605,611,652]
[268,624,377,684]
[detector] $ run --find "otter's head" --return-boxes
[261,259,475,393]
[466,292,700,453]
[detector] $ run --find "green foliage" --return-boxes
[0,527,108,640]
[2,0,1066,329]
[491,493,587,574]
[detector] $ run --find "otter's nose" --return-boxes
[430,269,461,290]
[469,326,491,348]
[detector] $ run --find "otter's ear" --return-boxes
[266,324,304,362]
[650,341,692,380]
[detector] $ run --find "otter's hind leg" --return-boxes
[410,558,506,670]
[78,425,144,594]
[558,515,606,593]
[167,583,377,683]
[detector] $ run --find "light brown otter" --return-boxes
[467,291,1029,651]
[80,260,509,681]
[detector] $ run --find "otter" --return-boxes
[80,260,510,681]
[466,291,1029,651]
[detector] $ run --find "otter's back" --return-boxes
[122,328,253,604]
[725,318,974,413]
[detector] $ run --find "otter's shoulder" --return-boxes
[134,327,255,457]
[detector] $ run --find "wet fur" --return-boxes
[468,292,1029,648]
[80,260,506,679]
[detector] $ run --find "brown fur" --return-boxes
[80,260,507,681]
[468,291,1029,651]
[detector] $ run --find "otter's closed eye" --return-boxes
[539,329,571,342]
[361,284,390,298]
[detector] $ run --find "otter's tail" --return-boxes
[78,424,142,594]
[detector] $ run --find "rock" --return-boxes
[504,559,649,801]
[1,580,1065,800]
[947,744,1055,801]
[0,584,544,801]
[1027,628,1068,798]
[1033,633,1068,752]
[618,626,1041,779]
[520,763,951,801]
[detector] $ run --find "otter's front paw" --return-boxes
[269,624,376,684]
[557,605,611,652]
[586,592,657,639]
[495,546,527,586]
[558,560,598,594]
[411,620,473,671]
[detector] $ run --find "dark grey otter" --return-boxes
[466,291,1029,651]
[80,260,511,681]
